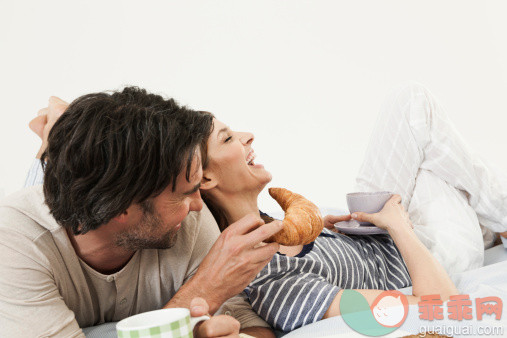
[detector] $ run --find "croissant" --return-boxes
[265,187,324,246]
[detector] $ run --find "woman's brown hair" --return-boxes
[198,112,230,231]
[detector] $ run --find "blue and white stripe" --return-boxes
[24,159,44,187]
[245,229,411,332]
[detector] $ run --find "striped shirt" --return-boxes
[244,228,411,332]
[25,159,44,187]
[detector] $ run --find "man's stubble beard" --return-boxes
[114,200,178,251]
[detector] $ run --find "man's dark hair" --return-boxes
[41,86,213,235]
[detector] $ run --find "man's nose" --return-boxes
[189,193,204,212]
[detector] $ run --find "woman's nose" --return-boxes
[239,132,254,145]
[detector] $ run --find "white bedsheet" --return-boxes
[284,255,507,338]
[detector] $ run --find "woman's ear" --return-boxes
[200,174,218,191]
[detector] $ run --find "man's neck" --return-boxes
[65,227,135,275]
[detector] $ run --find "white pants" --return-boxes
[354,82,507,274]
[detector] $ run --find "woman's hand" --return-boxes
[323,214,351,234]
[350,194,414,231]
[351,195,457,299]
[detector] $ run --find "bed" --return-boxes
[82,235,507,338]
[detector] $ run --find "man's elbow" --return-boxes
[241,326,275,338]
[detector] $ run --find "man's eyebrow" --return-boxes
[183,183,201,195]
[217,127,229,139]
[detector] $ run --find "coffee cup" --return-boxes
[116,308,209,338]
[346,191,393,225]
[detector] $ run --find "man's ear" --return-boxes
[200,173,217,191]
[112,208,130,223]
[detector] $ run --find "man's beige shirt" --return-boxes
[0,186,268,337]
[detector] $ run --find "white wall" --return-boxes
[1,1,506,212]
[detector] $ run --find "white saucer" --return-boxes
[334,220,388,235]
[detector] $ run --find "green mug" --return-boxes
[116,308,209,338]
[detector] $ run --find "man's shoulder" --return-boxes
[0,186,58,241]
[181,203,220,237]
[182,202,215,224]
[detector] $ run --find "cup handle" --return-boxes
[190,315,210,330]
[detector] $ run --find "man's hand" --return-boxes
[180,214,283,314]
[190,297,240,338]
[28,96,69,158]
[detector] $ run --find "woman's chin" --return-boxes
[249,163,272,183]
[262,169,273,184]
[259,172,272,189]
[252,169,272,190]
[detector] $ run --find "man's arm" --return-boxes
[164,214,282,314]
[0,227,84,337]
[164,206,279,336]
[218,293,275,338]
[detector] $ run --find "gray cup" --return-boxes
[346,191,393,225]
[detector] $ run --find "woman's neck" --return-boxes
[210,188,304,257]
[214,190,261,224]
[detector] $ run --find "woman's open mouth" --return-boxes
[246,150,256,165]
[246,149,265,168]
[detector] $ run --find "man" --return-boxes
[0,88,282,337]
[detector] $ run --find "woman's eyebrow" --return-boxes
[217,127,229,139]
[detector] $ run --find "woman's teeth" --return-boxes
[246,151,256,165]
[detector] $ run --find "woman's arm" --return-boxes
[323,289,420,318]
[384,218,458,299]
[324,194,458,318]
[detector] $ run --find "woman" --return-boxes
[197,82,507,331]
